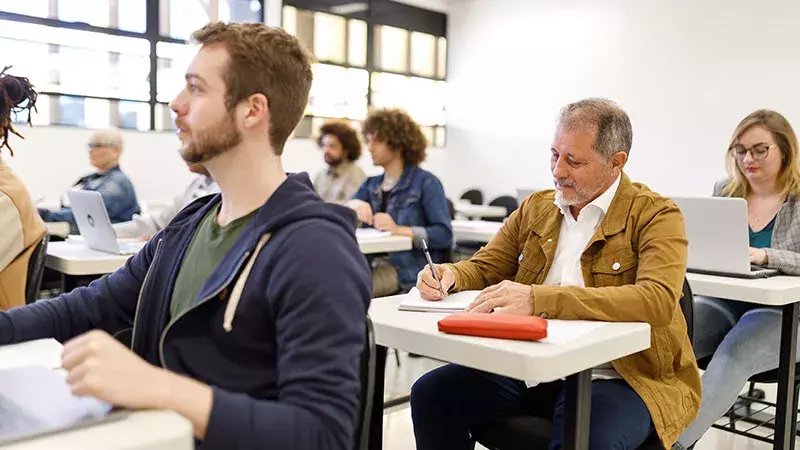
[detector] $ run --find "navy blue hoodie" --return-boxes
[0,173,373,450]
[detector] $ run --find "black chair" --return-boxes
[472,278,695,450]
[460,189,484,205]
[355,316,377,450]
[486,196,519,223]
[24,234,49,305]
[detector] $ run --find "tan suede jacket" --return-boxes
[447,174,700,448]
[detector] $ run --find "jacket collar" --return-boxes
[529,173,634,239]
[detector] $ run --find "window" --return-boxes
[313,12,346,64]
[281,3,447,146]
[219,0,262,24]
[410,32,436,78]
[157,42,198,102]
[0,1,265,130]
[118,101,150,131]
[375,25,408,73]
[58,96,86,127]
[309,64,368,120]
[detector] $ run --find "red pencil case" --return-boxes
[437,313,548,341]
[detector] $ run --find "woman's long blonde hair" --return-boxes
[722,109,800,199]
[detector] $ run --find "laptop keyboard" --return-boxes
[0,394,45,438]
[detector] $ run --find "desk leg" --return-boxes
[775,302,799,450]
[61,274,78,292]
[368,345,387,450]
[563,370,592,450]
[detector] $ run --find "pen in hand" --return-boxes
[422,239,446,299]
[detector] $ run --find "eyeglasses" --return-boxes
[730,143,776,161]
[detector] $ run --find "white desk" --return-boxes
[687,273,800,450]
[3,410,193,450]
[358,235,412,254]
[368,295,651,450]
[0,340,193,450]
[452,219,503,243]
[46,241,129,276]
[454,203,507,220]
[46,235,412,289]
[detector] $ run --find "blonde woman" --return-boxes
[676,110,800,449]
[0,67,46,310]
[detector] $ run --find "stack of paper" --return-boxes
[356,228,392,240]
[398,288,482,313]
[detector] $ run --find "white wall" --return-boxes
[442,0,800,201]
[2,125,449,205]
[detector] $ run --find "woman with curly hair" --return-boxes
[347,108,452,294]
[0,67,46,310]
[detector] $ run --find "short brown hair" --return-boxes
[192,22,313,154]
[723,109,800,198]
[317,121,362,162]
[362,108,427,166]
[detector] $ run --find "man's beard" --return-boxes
[179,112,242,164]
[554,166,612,207]
[325,153,344,167]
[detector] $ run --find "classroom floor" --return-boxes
[381,351,800,450]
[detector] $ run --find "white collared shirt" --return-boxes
[544,174,621,288]
[540,174,622,382]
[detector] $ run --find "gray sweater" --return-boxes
[714,180,800,275]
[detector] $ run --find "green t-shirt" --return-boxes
[170,203,258,320]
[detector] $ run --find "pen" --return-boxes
[422,239,446,299]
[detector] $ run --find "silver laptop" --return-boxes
[671,196,779,279]
[66,191,145,255]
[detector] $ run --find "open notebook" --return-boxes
[356,228,392,240]
[398,288,482,313]
[0,340,127,445]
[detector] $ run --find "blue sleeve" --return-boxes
[202,223,371,450]
[412,175,453,251]
[38,206,76,227]
[0,237,155,345]
[93,173,140,223]
[351,180,370,202]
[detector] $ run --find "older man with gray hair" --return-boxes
[411,98,700,449]
[39,129,140,234]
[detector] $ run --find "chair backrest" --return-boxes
[460,189,484,205]
[679,277,694,344]
[446,198,456,220]
[25,234,49,305]
[355,316,376,450]
[487,196,519,223]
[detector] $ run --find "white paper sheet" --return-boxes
[398,288,482,312]
[0,339,62,371]
[539,320,607,345]
[355,228,393,240]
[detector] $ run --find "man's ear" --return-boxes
[242,93,269,130]
[609,151,628,171]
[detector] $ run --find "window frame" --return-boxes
[0,0,265,131]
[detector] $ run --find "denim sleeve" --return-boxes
[351,180,370,202]
[94,173,139,223]
[413,175,452,251]
[38,207,78,233]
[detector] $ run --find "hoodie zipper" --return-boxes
[130,238,163,350]
[158,250,252,368]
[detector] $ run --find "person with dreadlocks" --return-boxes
[0,66,46,310]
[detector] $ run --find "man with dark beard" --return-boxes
[0,22,371,450]
[312,120,366,203]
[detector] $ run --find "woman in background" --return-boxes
[676,110,800,449]
[0,66,46,310]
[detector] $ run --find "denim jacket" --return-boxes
[353,165,453,289]
[39,165,140,234]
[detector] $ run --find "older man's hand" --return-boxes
[466,280,534,315]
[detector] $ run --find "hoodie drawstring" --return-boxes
[223,233,272,332]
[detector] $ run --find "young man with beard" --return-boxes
[0,22,372,450]
[313,120,366,203]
